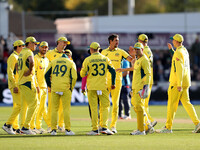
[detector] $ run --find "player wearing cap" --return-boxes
[157,34,200,133]
[2,40,25,134]
[45,53,77,136]
[136,34,157,128]
[46,37,70,132]
[17,36,40,135]
[80,42,116,135]
[117,42,152,135]
[101,34,134,133]
[34,41,50,133]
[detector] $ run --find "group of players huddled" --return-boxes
[2,33,200,136]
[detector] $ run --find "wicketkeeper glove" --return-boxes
[138,84,149,99]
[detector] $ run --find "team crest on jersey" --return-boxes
[115,53,119,56]
[105,54,108,56]
[54,55,56,57]
[137,62,139,65]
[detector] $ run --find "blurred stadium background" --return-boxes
[0,0,200,105]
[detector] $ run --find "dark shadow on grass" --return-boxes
[173,129,193,131]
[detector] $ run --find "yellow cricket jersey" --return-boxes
[169,46,191,87]
[143,46,153,85]
[34,53,49,88]
[45,54,77,92]
[18,48,37,87]
[101,47,129,81]
[7,51,19,89]
[132,55,151,90]
[80,52,116,90]
[46,48,64,62]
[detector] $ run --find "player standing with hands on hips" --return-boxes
[157,34,200,133]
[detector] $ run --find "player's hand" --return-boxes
[131,58,136,66]
[111,85,115,89]
[23,70,32,76]
[116,68,123,72]
[138,84,149,99]
[48,87,51,92]
[82,89,86,95]
[13,87,18,93]
[36,87,40,93]
[177,86,182,92]
[167,43,173,50]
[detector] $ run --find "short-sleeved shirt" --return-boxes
[18,48,36,86]
[101,47,129,81]
[34,53,49,88]
[121,59,130,86]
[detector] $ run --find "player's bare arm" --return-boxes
[167,43,173,49]
[24,56,34,76]
[116,67,134,72]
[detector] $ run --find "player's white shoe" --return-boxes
[193,123,200,133]
[2,124,15,135]
[37,128,46,134]
[51,130,57,135]
[47,127,51,133]
[111,127,117,134]
[58,126,65,132]
[21,127,36,135]
[101,128,114,135]
[130,130,146,135]
[65,130,75,135]
[156,127,172,133]
[87,130,100,135]
[31,128,40,134]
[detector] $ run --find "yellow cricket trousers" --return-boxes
[6,88,21,129]
[144,84,154,122]
[131,89,146,132]
[166,85,200,129]
[47,91,64,128]
[106,79,122,128]
[19,84,37,129]
[51,90,72,130]
[88,90,110,131]
[36,88,49,129]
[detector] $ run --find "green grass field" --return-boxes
[0,105,200,150]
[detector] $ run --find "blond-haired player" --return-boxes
[46,37,70,132]
[18,36,39,135]
[157,34,200,133]
[80,42,116,135]
[101,34,134,133]
[45,53,77,135]
[2,40,25,134]
[34,41,50,133]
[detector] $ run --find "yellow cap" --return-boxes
[134,42,144,49]
[25,36,40,44]
[13,40,25,47]
[64,49,72,56]
[138,34,148,42]
[57,37,70,44]
[40,41,48,47]
[90,42,100,50]
[170,34,184,42]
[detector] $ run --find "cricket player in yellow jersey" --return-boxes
[46,37,70,132]
[34,41,50,133]
[101,34,134,133]
[117,42,152,135]
[2,40,25,135]
[80,42,116,135]
[157,34,200,133]
[137,34,157,128]
[17,36,40,135]
[45,53,77,136]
